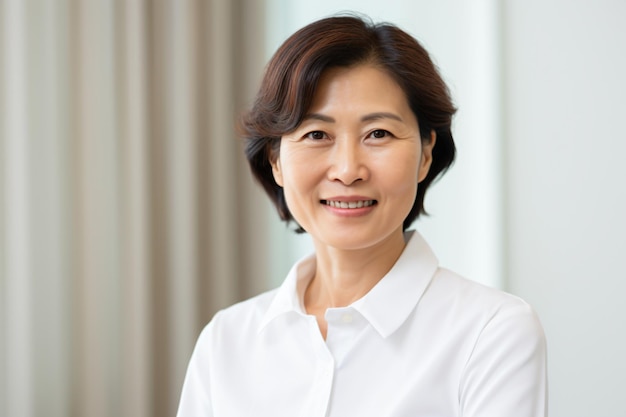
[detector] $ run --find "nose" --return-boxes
[327,138,369,185]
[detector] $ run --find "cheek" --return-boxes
[278,150,321,194]
[375,160,419,224]
[377,150,421,190]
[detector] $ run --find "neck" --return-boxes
[305,230,407,311]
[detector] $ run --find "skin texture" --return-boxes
[271,65,435,338]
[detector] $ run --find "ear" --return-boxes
[418,130,436,183]
[270,153,284,187]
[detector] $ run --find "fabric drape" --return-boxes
[0,1,271,416]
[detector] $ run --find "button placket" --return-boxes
[302,315,335,416]
[325,308,366,368]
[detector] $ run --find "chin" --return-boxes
[314,227,403,251]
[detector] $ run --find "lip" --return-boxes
[322,195,374,202]
[321,196,377,216]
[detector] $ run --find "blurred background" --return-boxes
[1,0,624,416]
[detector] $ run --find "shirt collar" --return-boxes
[258,230,439,338]
[351,230,439,338]
[258,253,316,333]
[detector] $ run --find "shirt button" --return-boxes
[341,314,353,323]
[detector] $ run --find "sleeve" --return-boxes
[459,302,548,417]
[176,320,216,417]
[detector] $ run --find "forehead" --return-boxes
[306,64,414,120]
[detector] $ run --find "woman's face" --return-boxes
[271,64,434,251]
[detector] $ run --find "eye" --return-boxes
[369,129,392,139]
[305,131,328,140]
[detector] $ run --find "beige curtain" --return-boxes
[0,1,272,416]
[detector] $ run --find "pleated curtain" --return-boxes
[0,1,272,416]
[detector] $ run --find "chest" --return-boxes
[209,312,475,417]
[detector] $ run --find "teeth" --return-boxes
[325,200,374,208]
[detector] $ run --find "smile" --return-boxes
[322,200,376,209]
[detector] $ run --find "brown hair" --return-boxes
[240,15,456,232]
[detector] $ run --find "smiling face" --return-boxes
[271,64,435,252]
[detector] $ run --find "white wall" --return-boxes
[263,1,626,416]
[503,1,626,416]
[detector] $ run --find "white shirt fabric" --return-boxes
[177,231,547,417]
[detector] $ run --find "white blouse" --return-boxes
[177,231,547,416]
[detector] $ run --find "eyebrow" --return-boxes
[302,112,404,123]
[361,112,404,122]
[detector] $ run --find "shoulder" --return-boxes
[431,271,549,415]
[432,268,538,316]
[422,268,545,345]
[195,288,280,346]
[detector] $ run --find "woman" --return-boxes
[178,15,547,417]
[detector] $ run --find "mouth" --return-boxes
[321,199,377,209]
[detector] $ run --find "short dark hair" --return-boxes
[239,15,456,232]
